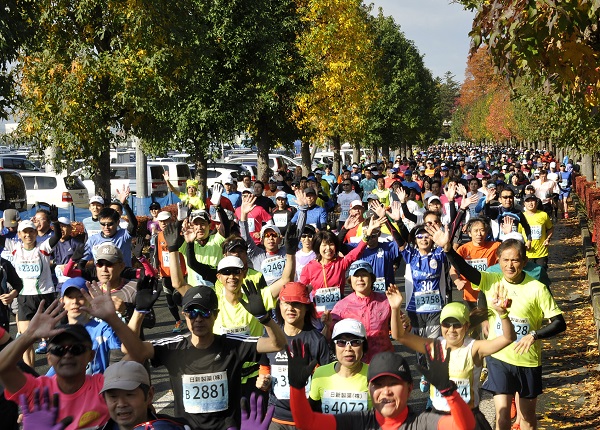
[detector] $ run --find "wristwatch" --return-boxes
[529,330,538,340]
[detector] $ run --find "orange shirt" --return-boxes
[456,241,500,302]
[156,231,187,278]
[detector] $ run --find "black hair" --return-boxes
[35,209,50,219]
[496,238,527,260]
[313,230,339,261]
[465,217,491,235]
[98,207,120,223]
[275,299,316,331]
[254,180,264,189]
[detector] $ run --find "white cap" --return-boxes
[550,161,556,168]
[224,176,234,184]
[350,200,363,209]
[57,217,71,225]
[157,211,171,221]
[275,191,287,199]
[427,195,441,205]
[503,232,525,243]
[260,223,281,238]
[89,196,105,205]
[18,220,36,232]
[332,318,367,340]
[217,256,245,272]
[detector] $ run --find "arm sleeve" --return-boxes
[445,248,481,285]
[123,203,138,234]
[296,207,307,236]
[437,390,476,430]
[216,206,231,238]
[535,314,566,339]
[48,222,62,248]
[186,242,217,284]
[401,202,417,223]
[3,259,23,293]
[342,240,367,266]
[518,212,532,241]
[319,209,328,229]
[449,209,466,242]
[290,386,337,430]
[239,220,263,260]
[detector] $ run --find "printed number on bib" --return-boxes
[261,256,285,283]
[161,252,170,267]
[321,391,368,414]
[373,277,386,293]
[271,365,290,399]
[414,290,442,313]
[273,213,288,228]
[466,258,487,272]
[530,225,542,240]
[496,315,530,342]
[314,287,341,312]
[221,326,249,336]
[434,378,470,404]
[17,261,41,278]
[340,210,349,220]
[182,372,228,413]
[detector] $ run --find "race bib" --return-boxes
[340,210,349,220]
[261,256,286,283]
[530,225,542,240]
[271,365,290,399]
[161,252,170,267]
[321,391,368,414]
[87,229,101,237]
[561,179,568,188]
[182,372,228,413]
[273,213,288,228]
[17,259,42,279]
[55,266,69,284]
[496,315,530,342]
[221,325,249,336]
[314,287,341,312]
[434,378,470,404]
[414,290,442,313]
[466,258,488,272]
[373,277,386,293]
[247,218,256,233]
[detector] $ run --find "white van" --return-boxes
[226,154,286,172]
[110,163,168,197]
[148,162,192,194]
[20,172,89,209]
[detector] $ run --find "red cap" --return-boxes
[279,282,311,304]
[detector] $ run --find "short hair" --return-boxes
[35,209,50,220]
[312,231,339,261]
[465,217,491,235]
[496,239,527,261]
[254,180,264,189]
[98,207,120,223]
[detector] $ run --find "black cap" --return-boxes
[50,324,93,346]
[367,351,412,383]
[182,286,218,311]
[223,237,248,253]
[149,202,161,210]
[302,225,316,235]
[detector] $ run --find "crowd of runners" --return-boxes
[0,144,574,430]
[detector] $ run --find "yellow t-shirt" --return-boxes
[309,362,372,413]
[177,193,205,210]
[473,271,562,367]
[180,233,225,286]
[519,210,553,258]
[371,189,390,208]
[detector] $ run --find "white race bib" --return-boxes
[466,258,488,272]
[261,256,286,283]
[17,259,42,279]
[434,378,470,404]
[161,252,170,268]
[271,365,290,400]
[182,372,228,413]
[321,390,368,414]
[496,315,530,342]
[221,325,249,336]
[530,225,542,240]
[373,277,386,293]
[273,213,288,228]
[314,287,341,313]
[247,218,256,233]
[414,290,442,313]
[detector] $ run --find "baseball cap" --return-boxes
[223,237,247,253]
[419,166,426,171]
[95,242,124,263]
[440,302,470,325]
[307,176,317,182]
[89,196,105,205]
[404,170,412,176]
[157,211,172,221]
[367,351,412,383]
[503,232,525,243]
[427,196,441,205]
[189,210,210,223]
[50,324,93,346]
[18,220,36,232]
[350,199,363,209]
[279,282,311,304]
[315,169,324,175]
[524,193,537,201]
[352,163,359,168]
[60,277,88,297]
[550,161,556,168]
[260,223,281,239]
[302,225,316,235]
[3,209,20,228]
[348,260,374,276]
[304,187,316,195]
[100,361,150,393]
[224,176,234,184]
[57,217,71,226]
[332,318,367,340]
[217,256,245,273]
[275,191,287,199]
[366,193,380,201]
[182,285,219,311]
[149,202,161,210]
[441,166,449,171]
[525,184,535,191]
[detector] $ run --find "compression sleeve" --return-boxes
[437,390,476,430]
[290,386,337,430]
[445,248,482,286]
[535,314,566,339]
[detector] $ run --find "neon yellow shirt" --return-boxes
[371,189,390,208]
[180,233,225,286]
[309,362,372,413]
[473,271,562,367]
[519,210,553,258]
[177,193,205,210]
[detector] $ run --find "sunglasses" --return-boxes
[415,233,430,239]
[334,339,365,348]
[219,267,242,276]
[96,260,115,268]
[441,321,464,329]
[99,222,115,227]
[133,418,188,430]
[343,183,352,186]
[184,308,213,319]
[301,233,314,239]
[500,195,514,199]
[48,344,90,357]
[263,232,278,239]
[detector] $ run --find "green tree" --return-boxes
[436,71,461,139]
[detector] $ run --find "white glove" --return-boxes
[177,202,188,221]
[211,183,224,206]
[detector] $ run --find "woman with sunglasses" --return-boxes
[388,287,514,430]
[257,282,330,429]
[308,319,371,414]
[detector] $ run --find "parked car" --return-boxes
[227,154,286,172]
[149,162,192,194]
[0,170,28,211]
[109,163,168,198]
[20,171,89,209]
[0,156,40,171]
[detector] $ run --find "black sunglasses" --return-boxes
[184,308,213,319]
[301,233,314,239]
[219,268,242,276]
[96,260,115,268]
[441,321,464,329]
[48,344,90,357]
[100,222,115,227]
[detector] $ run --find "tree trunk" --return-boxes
[353,145,360,166]
[301,141,311,176]
[194,143,208,200]
[370,143,378,163]
[581,153,593,181]
[381,142,390,164]
[136,142,148,199]
[256,121,271,181]
[332,135,341,177]
[95,147,111,201]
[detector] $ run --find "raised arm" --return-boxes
[163,221,192,295]
[240,281,286,353]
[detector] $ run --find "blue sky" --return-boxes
[368,0,475,82]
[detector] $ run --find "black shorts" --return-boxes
[482,356,543,399]
[17,293,56,321]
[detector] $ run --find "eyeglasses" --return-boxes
[301,234,314,239]
[441,321,464,329]
[99,222,115,227]
[184,307,213,319]
[133,418,188,430]
[219,267,242,276]
[334,339,365,348]
[48,344,90,357]
[96,260,115,268]
[263,232,278,239]
[415,233,430,239]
